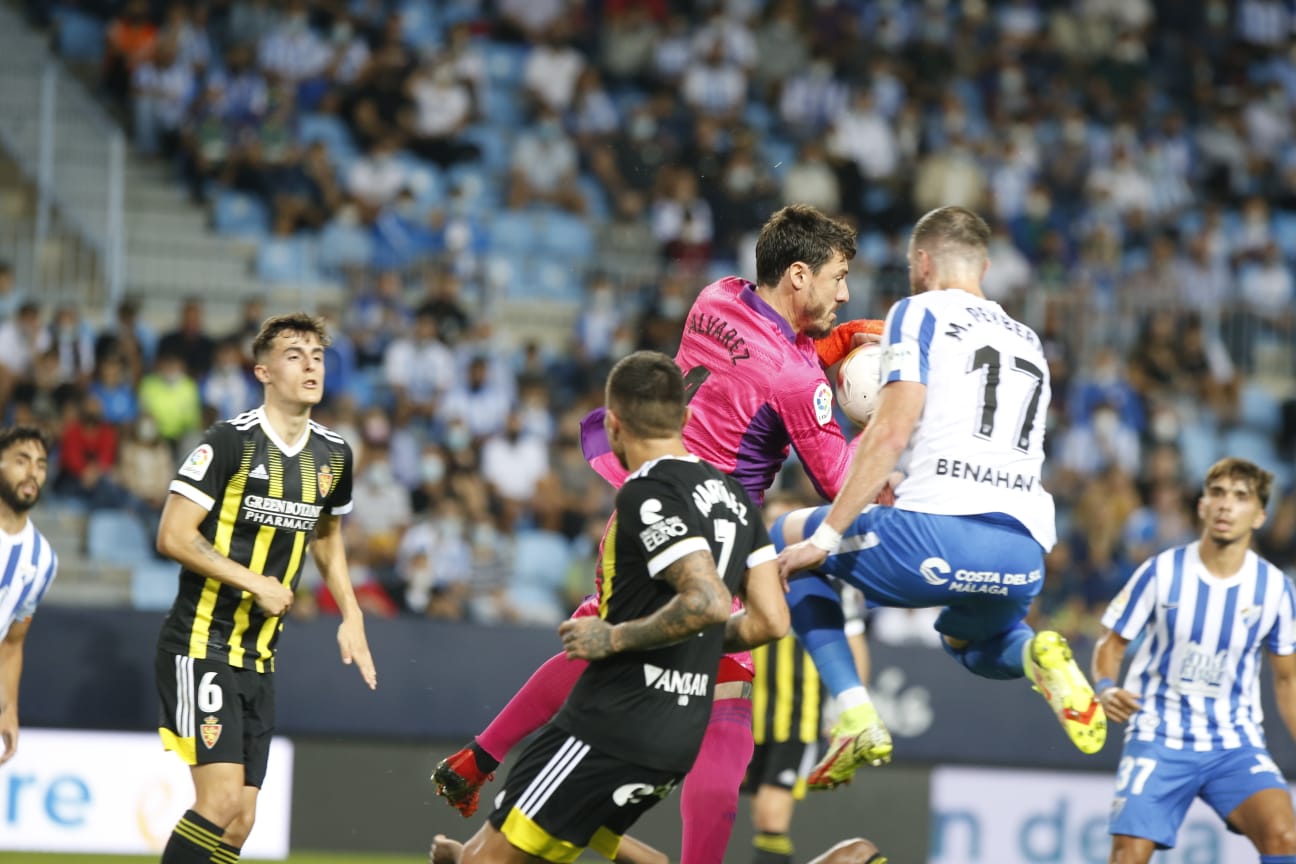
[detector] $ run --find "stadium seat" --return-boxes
[533,257,583,303]
[483,84,524,128]
[257,236,320,283]
[298,113,357,163]
[461,124,509,172]
[131,559,177,612]
[397,0,442,49]
[212,190,270,239]
[577,174,610,221]
[87,509,153,566]
[1220,427,1279,470]
[537,212,594,261]
[761,138,797,179]
[1239,383,1283,434]
[484,41,529,84]
[1273,210,1296,261]
[1178,420,1220,482]
[53,7,105,64]
[317,220,374,272]
[507,530,573,625]
[488,211,540,256]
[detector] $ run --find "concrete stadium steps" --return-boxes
[36,506,134,608]
[0,2,286,312]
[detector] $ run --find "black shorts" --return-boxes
[742,738,818,798]
[155,651,275,787]
[488,724,683,863]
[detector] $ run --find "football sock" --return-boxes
[1260,856,1296,863]
[945,621,1034,680]
[753,832,793,864]
[211,841,241,864]
[161,810,223,864]
[680,699,752,864]
[786,572,865,697]
[477,651,587,762]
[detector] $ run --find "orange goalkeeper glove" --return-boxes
[814,319,885,369]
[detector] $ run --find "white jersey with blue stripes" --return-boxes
[0,519,57,641]
[1102,542,1296,750]
[879,289,1056,550]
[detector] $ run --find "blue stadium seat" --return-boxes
[1273,210,1296,260]
[298,113,357,163]
[1178,420,1220,482]
[461,125,509,172]
[489,211,540,256]
[131,559,178,612]
[483,85,524,129]
[317,220,374,272]
[53,7,105,64]
[87,509,153,566]
[1221,427,1279,470]
[397,0,443,49]
[533,257,583,303]
[537,212,594,261]
[212,190,269,239]
[507,530,573,625]
[447,164,498,213]
[1239,383,1282,434]
[257,236,320,283]
[484,41,530,84]
[577,174,610,221]
[761,138,797,179]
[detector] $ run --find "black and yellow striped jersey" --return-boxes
[751,634,821,746]
[156,407,353,672]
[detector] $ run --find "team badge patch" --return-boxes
[318,465,333,498]
[200,715,222,749]
[813,382,834,426]
[178,444,215,481]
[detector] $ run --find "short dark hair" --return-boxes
[911,206,991,256]
[605,351,686,439]
[0,426,50,459]
[1204,457,1274,509]
[754,205,858,288]
[252,313,331,362]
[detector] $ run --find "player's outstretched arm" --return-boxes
[1268,651,1296,744]
[157,492,294,616]
[724,558,789,652]
[778,381,924,581]
[1091,628,1140,723]
[559,550,731,660]
[311,512,377,690]
[0,618,31,766]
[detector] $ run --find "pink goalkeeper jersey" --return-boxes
[582,276,854,505]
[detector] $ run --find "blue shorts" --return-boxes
[792,506,1045,643]
[1109,738,1289,848]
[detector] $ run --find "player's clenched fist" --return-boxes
[254,575,294,616]
[560,616,616,660]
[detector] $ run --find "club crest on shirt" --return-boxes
[813,382,834,426]
[179,444,215,481]
[318,465,334,498]
[200,715,222,748]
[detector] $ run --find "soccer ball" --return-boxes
[836,343,884,425]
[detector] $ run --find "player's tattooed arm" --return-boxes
[562,549,732,660]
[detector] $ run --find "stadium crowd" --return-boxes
[4,0,1296,646]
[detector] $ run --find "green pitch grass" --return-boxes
[2,853,425,864]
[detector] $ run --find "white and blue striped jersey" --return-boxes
[0,519,57,641]
[1102,542,1296,750]
[879,290,1056,550]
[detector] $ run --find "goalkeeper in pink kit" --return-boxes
[432,205,884,864]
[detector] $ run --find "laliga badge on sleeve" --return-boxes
[813,382,834,426]
[178,444,215,481]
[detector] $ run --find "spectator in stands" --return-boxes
[348,137,412,214]
[480,409,549,511]
[1122,480,1196,571]
[0,302,42,413]
[506,106,584,214]
[53,394,119,505]
[225,0,279,48]
[201,339,258,420]
[257,0,330,91]
[680,39,746,120]
[137,352,202,451]
[88,354,138,427]
[440,355,511,441]
[398,495,473,619]
[751,0,808,100]
[778,59,847,138]
[782,139,841,214]
[522,23,585,114]
[347,442,412,580]
[383,307,456,426]
[157,297,216,379]
[596,190,661,289]
[104,0,158,108]
[131,37,194,157]
[651,167,713,268]
[44,305,96,388]
[405,58,479,169]
[116,411,173,530]
[599,3,661,86]
[497,0,567,43]
[162,1,212,77]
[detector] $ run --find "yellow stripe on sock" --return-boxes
[174,821,218,851]
[754,833,794,855]
[212,848,240,864]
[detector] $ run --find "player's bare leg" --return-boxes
[1227,787,1296,856]
[808,838,888,864]
[1107,834,1157,864]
